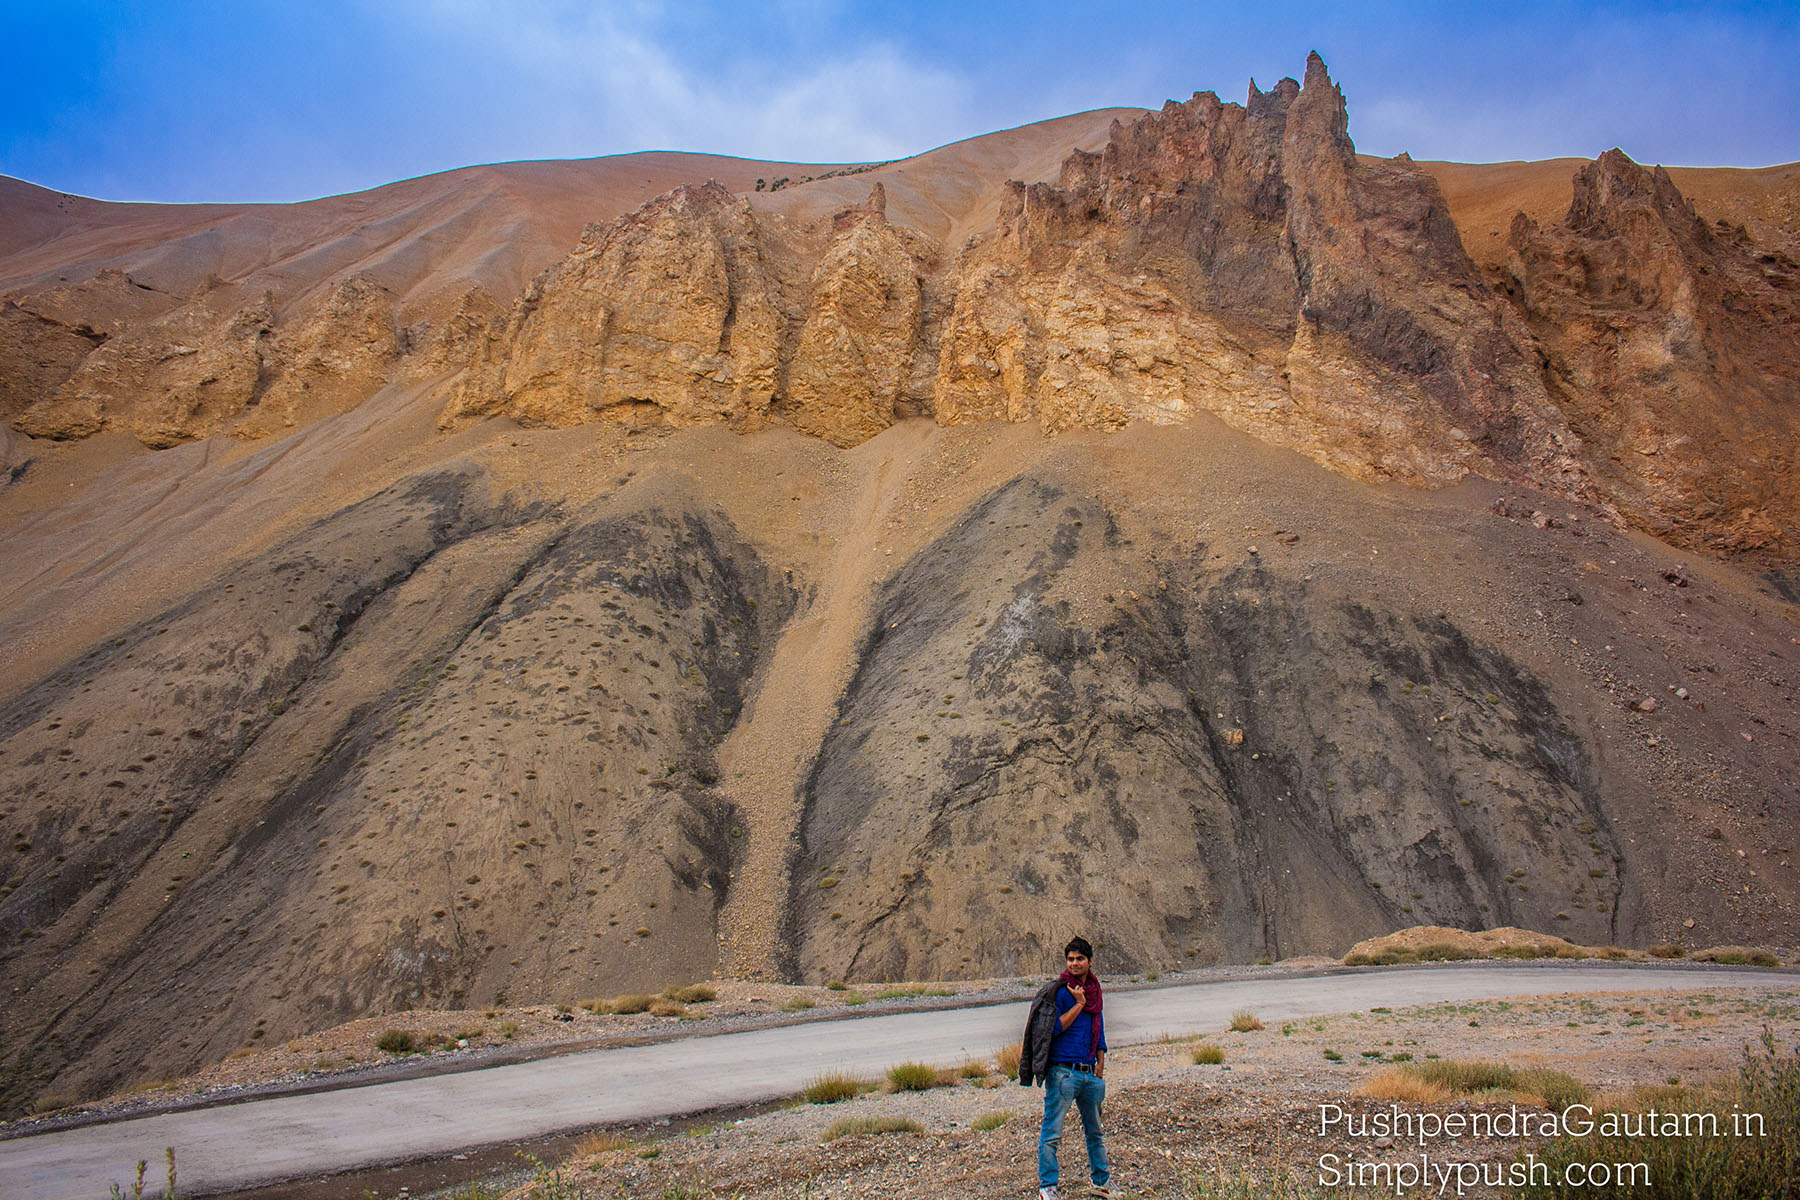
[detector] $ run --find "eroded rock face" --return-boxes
[1505,150,1800,556]
[240,276,401,439]
[440,182,783,431]
[936,54,1588,495]
[783,186,927,446]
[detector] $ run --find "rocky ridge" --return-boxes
[5,56,1798,559]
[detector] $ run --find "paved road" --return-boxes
[1,963,1791,1199]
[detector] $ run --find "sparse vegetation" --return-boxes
[1358,1058,1589,1109]
[1192,1043,1226,1065]
[821,1115,922,1142]
[648,999,686,1017]
[375,1029,416,1055]
[972,1110,1013,1131]
[610,993,655,1014]
[1648,942,1686,959]
[885,1061,943,1091]
[664,984,716,1003]
[1229,1010,1265,1032]
[1518,1029,1797,1198]
[779,997,815,1012]
[570,1129,630,1157]
[996,1042,1023,1080]
[803,1071,876,1104]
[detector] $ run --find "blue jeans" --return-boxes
[1038,1063,1109,1189]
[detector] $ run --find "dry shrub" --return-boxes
[1229,1010,1265,1032]
[996,1042,1023,1080]
[822,1115,921,1142]
[1192,1043,1226,1065]
[1414,942,1470,962]
[1647,942,1686,959]
[1357,1067,1454,1104]
[610,993,655,1014]
[886,1061,942,1091]
[804,1071,875,1104]
[647,999,685,1018]
[959,1058,992,1079]
[665,984,717,1003]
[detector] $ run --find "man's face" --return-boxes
[1065,950,1090,979]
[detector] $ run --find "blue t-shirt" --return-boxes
[1048,983,1107,1064]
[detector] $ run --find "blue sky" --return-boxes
[3,1,1796,204]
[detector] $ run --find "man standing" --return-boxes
[1020,936,1111,1199]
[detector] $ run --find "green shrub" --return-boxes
[376,1030,416,1054]
[804,1071,875,1104]
[822,1116,922,1142]
[972,1110,1013,1131]
[886,1061,941,1091]
[780,997,815,1012]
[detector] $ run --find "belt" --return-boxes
[1056,1061,1097,1073]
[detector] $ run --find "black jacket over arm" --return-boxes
[1018,979,1063,1087]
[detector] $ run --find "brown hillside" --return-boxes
[0,61,1795,1116]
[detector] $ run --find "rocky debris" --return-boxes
[438,182,783,431]
[1505,149,1800,558]
[0,468,792,1114]
[791,478,1628,981]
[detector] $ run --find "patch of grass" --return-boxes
[1414,942,1470,962]
[1192,1043,1226,1065]
[826,980,848,991]
[886,1061,943,1091]
[375,1030,417,1055]
[821,1115,922,1142]
[648,999,686,1018]
[972,1110,1013,1131]
[959,1058,992,1079]
[499,1020,518,1038]
[610,994,655,1014]
[664,984,716,1003]
[1229,1010,1265,1032]
[1323,1049,1343,1062]
[804,1071,877,1104]
[1648,942,1686,959]
[779,997,815,1012]
[1696,948,1781,967]
[570,1130,630,1157]
[996,1042,1023,1080]
[1382,1059,1589,1108]
[841,992,867,1005]
[1358,1068,1454,1104]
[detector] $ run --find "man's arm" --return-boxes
[1058,984,1085,1030]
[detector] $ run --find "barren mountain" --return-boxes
[1,57,1796,1115]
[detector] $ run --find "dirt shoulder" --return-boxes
[486,982,1799,1200]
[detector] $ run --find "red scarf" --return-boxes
[1058,968,1104,1059]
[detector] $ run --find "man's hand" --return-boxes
[1096,1051,1106,1080]
[1058,984,1086,1030]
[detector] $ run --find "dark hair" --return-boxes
[1064,936,1094,960]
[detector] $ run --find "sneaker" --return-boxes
[1039,1189,1060,1200]
[1088,1187,1114,1198]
